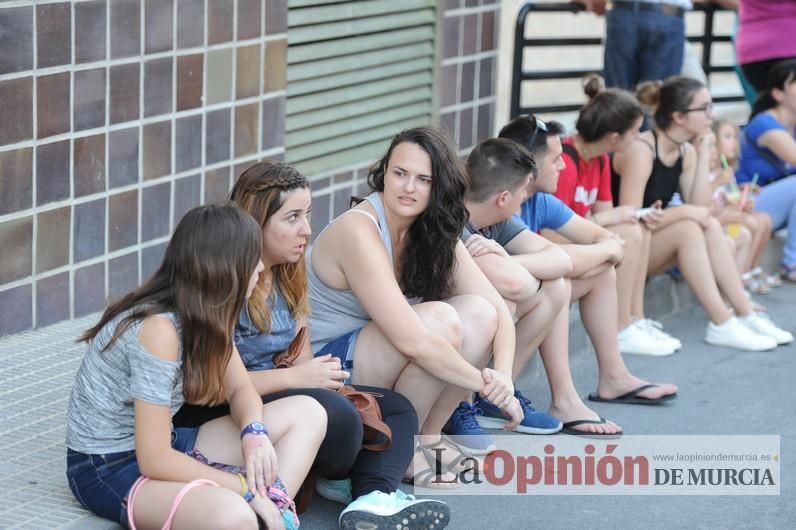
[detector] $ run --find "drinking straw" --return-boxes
[720,154,729,170]
[740,173,758,208]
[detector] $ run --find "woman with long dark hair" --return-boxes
[66,204,326,529]
[736,59,796,282]
[307,127,523,483]
[612,76,792,351]
[173,161,450,528]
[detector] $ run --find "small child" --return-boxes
[709,120,780,293]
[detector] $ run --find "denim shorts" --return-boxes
[315,328,360,381]
[66,426,199,526]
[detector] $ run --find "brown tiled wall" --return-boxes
[0,0,288,335]
[307,0,501,243]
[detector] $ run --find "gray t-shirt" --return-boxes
[461,217,527,247]
[66,310,184,454]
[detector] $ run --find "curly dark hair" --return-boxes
[367,127,468,301]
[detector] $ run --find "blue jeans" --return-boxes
[66,427,199,526]
[315,328,359,382]
[604,5,685,89]
[754,175,796,266]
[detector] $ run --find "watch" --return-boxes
[240,421,268,439]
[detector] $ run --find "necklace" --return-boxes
[660,128,686,147]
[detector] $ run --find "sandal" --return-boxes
[742,271,772,295]
[779,262,796,283]
[749,266,783,288]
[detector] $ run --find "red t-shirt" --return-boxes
[553,137,612,217]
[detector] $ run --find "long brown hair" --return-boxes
[367,127,467,301]
[230,161,311,332]
[79,203,262,405]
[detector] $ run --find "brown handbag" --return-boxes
[274,327,392,451]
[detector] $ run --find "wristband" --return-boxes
[240,421,268,439]
[237,473,255,502]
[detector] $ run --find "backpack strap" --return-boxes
[562,142,604,173]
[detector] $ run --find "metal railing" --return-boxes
[510,2,743,118]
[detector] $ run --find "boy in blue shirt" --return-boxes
[459,136,678,437]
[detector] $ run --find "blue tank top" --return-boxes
[234,283,296,371]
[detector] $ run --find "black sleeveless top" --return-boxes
[612,130,684,208]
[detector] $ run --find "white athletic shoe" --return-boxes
[705,317,778,351]
[618,320,676,356]
[640,319,683,351]
[339,490,450,530]
[739,313,794,345]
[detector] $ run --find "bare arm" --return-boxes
[134,316,247,493]
[758,129,796,167]
[334,215,485,392]
[503,230,573,279]
[450,242,517,376]
[246,315,348,394]
[679,140,713,207]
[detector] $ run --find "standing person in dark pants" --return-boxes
[574,0,692,90]
[173,161,450,529]
[736,0,796,94]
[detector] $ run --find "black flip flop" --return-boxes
[560,417,623,438]
[588,384,678,405]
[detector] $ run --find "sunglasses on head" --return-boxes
[527,115,548,148]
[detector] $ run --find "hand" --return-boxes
[499,396,524,431]
[479,368,514,410]
[572,0,607,15]
[465,234,509,258]
[289,354,349,390]
[742,197,755,212]
[601,237,625,266]
[249,493,286,530]
[612,206,639,225]
[241,432,278,497]
[639,201,664,230]
[682,205,712,229]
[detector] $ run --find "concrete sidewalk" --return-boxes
[1,281,794,529]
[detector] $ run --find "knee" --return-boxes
[678,219,705,244]
[705,216,723,235]
[319,392,363,439]
[737,226,752,246]
[743,215,759,232]
[758,213,772,232]
[285,395,328,436]
[621,223,644,248]
[453,294,498,338]
[423,301,464,351]
[542,277,570,309]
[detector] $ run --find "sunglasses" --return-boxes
[526,115,548,149]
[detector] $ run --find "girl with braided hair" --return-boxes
[308,127,523,486]
[173,161,449,529]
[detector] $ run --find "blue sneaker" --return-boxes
[442,401,497,455]
[475,390,562,434]
[315,477,352,505]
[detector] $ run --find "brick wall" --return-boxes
[0,0,501,335]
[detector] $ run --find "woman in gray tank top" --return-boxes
[307,127,524,486]
[65,204,325,529]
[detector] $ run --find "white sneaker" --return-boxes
[315,477,352,505]
[639,319,682,351]
[618,321,676,356]
[739,313,794,345]
[705,317,778,351]
[339,490,450,530]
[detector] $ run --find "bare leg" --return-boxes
[703,217,754,316]
[647,219,733,324]
[130,396,327,529]
[572,267,678,399]
[731,226,753,274]
[539,281,621,435]
[193,396,327,496]
[512,278,569,378]
[746,212,772,269]
[605,222,646,329]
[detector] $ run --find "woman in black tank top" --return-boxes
[612,76,791,351]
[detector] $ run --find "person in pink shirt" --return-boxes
[736,0,796,93]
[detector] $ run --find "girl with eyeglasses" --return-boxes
[612,76,792,351]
